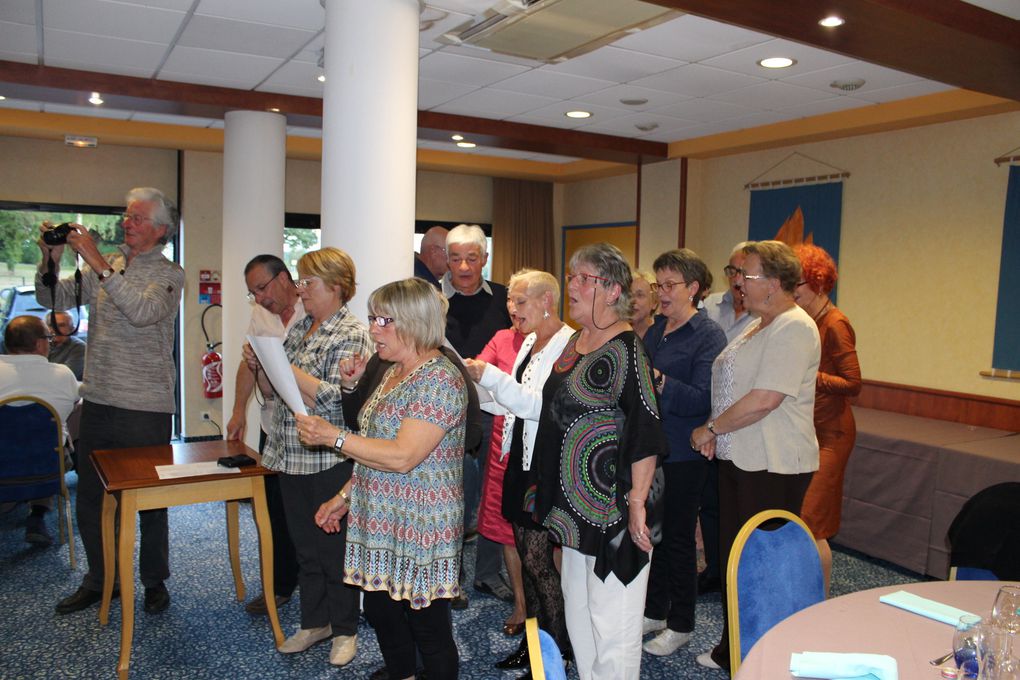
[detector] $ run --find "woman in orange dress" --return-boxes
[793,243,861,595]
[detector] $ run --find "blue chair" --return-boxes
[727,509,824,674]
[0,395,75,568]
[947,482,1020,582]
[525,617,566,680]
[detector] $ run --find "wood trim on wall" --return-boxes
[855,379,1020,432]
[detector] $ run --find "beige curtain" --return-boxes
[491,178,554,285]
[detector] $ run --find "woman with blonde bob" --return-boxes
[295,277,469,680]
[630,269,659,340]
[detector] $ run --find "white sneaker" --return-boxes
[642,616,667,635]
[329,634,357,666]
[643,629,691,656]
[696,651,722,669]
[278,625,331,653]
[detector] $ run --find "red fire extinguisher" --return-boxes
[200,303,223,399]
[202,343,223,399]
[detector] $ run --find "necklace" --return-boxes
[811,299,832,322]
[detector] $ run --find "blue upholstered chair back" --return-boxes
[0,397,63,502]
[525,617,566,680]
[727,509,824,674]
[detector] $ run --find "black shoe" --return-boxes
[144,583,170,614]
[25,514,52,545]
[474,579,514,603]
[369,666,427,680]
[495,638,529,670]
[450,592,469,610]
[56,586,105,615]
[697,571,721,595]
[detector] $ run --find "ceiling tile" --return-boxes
[522,151,579,164]
[494,70,614,99]
[852,80,956,104]
[425,0,498,14]
[43,29,167,76]
[631,63,764,98]
[292,33,324,64]
[159,45,283,89]
[0,97,43,112]
[131,111,218,127]
[418,78,476,109]
[109,0,194,10]
[0,0,36,25]
[506,101,632,129]
[579,111,697,136]
[418,51,529,87]
[194,0,325,31]
[43,0,186,45]
[781,61,929,96]
[419,8,473,49]
[612,14,770,62]
[257,60,325,98]
[960,0,1020,20]
[692,111,794,136]
[177,15,317,59]
[0,20,38,57]
[543,46,682,82]
[432,88,559,118]
[439,44,546,68]
[708,80,832,109]
[572,84,691,112]
[43,102,132,119]
[649,97,755,123]
[773,96,875,117]
[638,123,711,142]
[0,51,37,65]
[699,38,856,80]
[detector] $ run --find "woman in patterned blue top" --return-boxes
[533,243,667,680]
[296,278,467,680]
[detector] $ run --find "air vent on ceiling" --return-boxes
[440,0,678,63]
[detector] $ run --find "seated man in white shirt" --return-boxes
[0,315,80,544]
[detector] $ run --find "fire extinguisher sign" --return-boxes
[198,270,221,305]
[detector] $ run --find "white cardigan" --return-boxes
[478,324,575,471]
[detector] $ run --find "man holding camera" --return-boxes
[37,187,184,616]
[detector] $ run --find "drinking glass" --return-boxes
[956,614,985,679]
[992,586,1020,634]
[979,627,1017,680]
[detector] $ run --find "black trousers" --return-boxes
[76,401,171,592]
[279,463,359,633]
[364,590,458,680]
[645,459,709,633]
[258,429,298,597]
[711,460,813,670]
[698,457,721,579]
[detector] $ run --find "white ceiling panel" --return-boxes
[257,60,325,98]
[632,63,763,99]
[426,0,497,15]
[781,61,927,96]
[700,38,856,80]
[960,0,1020,20]
[43,102,132,119]
[649,97,754,123]
[0,97,43,112]
[708,80,832,109]
[43,29,168,76]
[773,96,876,117]
[852,79,955,104]
[572,84,691,112]
[579,111,698,136]
[418,51,529,87]
[1,20,38,56]
[159,45,283,89]
[0,51,37,65]
[638,122,711,142]
[494,70,614,99]
[418,78,477,109]
[520,151,578,163]
[439,44,546,68]
[506,100,633,129]
[110,0,195,10]
[612,14,770,62]
[543,46,682,83]
[691,111,792,137]
[432,88,559,118]
[177,15,317,59]
[292,33,324,64]
[131,111,219,127]
[42,0,185,45]
[0,0,36,25]
[418,8,473,49]
[194,0,325,31]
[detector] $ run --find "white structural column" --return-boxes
[320,0,420,320]
[221,110,287,451]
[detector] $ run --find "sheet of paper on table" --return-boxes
[156,462,242,480]
[246,334,308,416]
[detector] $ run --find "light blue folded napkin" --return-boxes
[790,651,898,680]
[878,590,976,625]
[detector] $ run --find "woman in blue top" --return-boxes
[640,249,727,657]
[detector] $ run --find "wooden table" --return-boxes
[735,580,1017,680]
[92,439,285,679]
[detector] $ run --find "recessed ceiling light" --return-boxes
[634,122,659,132]
[88,91,104,105]
[456,141,476,148]
[830,78,866,92]
[819,16,845,27]
[565,110,591,119]
[268,107,280,112]
[317,74,326,83]
[620,98,648,106]
[758,57,796,69]
[451,134,464,141]
[0,95,6,101]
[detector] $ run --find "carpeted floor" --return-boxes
[0,471,921,679]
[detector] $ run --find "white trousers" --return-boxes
[561,547,650,680]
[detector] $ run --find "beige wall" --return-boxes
[638,158,682,269]
[416,171,492,223]
[560,173,637,229]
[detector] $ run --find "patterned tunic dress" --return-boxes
[343,355,467,609]
[534,330,666,585]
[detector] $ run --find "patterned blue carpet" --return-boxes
[0,471,921,679]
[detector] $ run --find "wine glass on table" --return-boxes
[955,614,985,679]
[991,586,1020,634]
[979,626,1017,680]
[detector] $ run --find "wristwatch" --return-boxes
[707,420,718,436]
[334,430,346,453]
[97,267,115,282]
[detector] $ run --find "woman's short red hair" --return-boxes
[793,243,838,295]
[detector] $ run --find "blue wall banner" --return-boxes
[992,165,1020,371]
[748,182,844,264]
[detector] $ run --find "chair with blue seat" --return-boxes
[525,617,566,680]
[947,482,1020,582]
[727,508,824,674]
[0,395,76,568]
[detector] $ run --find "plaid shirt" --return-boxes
[261,306,372,475]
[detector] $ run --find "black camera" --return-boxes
[43,222,74,246]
